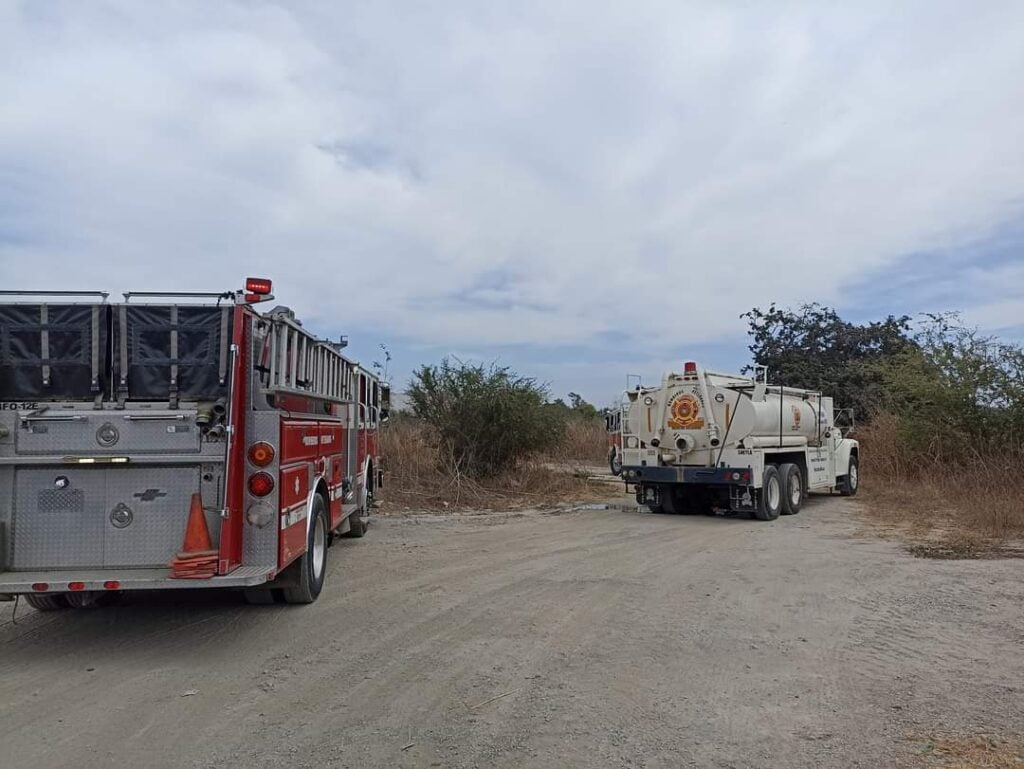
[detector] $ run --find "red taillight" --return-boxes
[32,583,49,592]
[68,582,86,591]
[103,581,121,590]
[248,471,275,497]
[245,277,272,295]
[247,441,276,467]
[684,361,697,375]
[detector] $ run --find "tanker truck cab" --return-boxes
[618,362,859,521]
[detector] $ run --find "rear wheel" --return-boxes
[839,456,859,496]
[24,594,70,612]
[282,495,329,605]
[754,465,782,521]
[65,591,118,609]
[779,463,803,515]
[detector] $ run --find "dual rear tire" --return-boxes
[24,593,70,612]
[755,463,803,520]
[778,463,803,516]
[24,591,119,611]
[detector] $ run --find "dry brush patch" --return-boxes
[379,417,613,513]
[909,733,1024,768]
[548,418,610,467]
[858,414,1024,555]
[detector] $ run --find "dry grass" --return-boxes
[910,733,1024,768]
[858,414,1024,553]
[379,417,613,512]
[549,418,610,466]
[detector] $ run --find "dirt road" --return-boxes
[1,496,1021,769]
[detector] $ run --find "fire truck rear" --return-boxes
[0,278,386,608]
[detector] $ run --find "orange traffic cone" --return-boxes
[169,493,218,579]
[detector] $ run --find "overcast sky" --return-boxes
[2,1,1023,404]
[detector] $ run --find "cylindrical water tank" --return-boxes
[747,394,822,443]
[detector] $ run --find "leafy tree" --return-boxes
[742,303,914,417]
[868,314,1024,453]
[407,358,561,478]
[567,392,599,420]
[545,392,600,421]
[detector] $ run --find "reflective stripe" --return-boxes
[279,504,308,530]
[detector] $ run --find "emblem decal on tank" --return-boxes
[667,393,705,430]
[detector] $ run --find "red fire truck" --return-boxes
[0,278,386,608]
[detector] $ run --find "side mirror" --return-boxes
[380,408,390,423]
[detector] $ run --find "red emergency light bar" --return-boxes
[245,277,273,295]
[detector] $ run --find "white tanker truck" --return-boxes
[613,362,859,520]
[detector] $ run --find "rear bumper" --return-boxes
[621,465,752,485]
[0,565,271,595]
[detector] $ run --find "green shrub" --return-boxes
[867,314,1024,455]
[407,358,563,478]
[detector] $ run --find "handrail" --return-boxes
[123,291,235,303]
[0,290,109,300]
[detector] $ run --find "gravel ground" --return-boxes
[1,495,1021,769]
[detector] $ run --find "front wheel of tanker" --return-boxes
[24,594,70,612]
[754,465,783,521]
[283,494,329,605]
[839,456,859,497]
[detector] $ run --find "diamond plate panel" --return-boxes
[242,411,280,568]
[16,412,202,455]
[39,488,85,513]
[12,469,105,569]
[104,466,203,567]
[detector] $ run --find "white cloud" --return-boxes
[2,0,1023,357]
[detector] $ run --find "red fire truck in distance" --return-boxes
[0,278,386,607]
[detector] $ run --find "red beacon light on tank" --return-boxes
[243,277,273,303]
[683,361,698,376]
